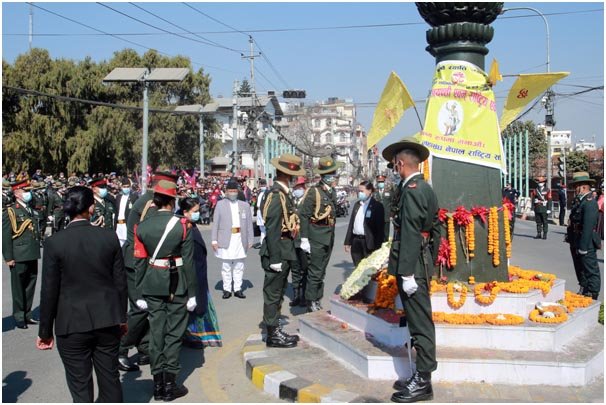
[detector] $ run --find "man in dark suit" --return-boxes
[37,186,127,403]
[344,180,385,266]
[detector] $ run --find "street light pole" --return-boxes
[142,80,149,192]
[199,115,205,177]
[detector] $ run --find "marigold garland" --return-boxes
[483,313,525,325]
[466,215,475,258]
[529,309,568,324]
[488,207,500,266]
[503,205,512,259]
[474,282,501,305]
[446,282,467,309]
[447,216,457,267]
[422,158,430,181]
[430,279,447,294]
[563,291,593,313]
[372,269,399,309]
[432,312,523,325]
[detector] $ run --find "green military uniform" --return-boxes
[92,196,116,230]
[531,176,552,239]
[299,157,341,307]
[289,189,309,306]
[31,182,48,241]
[260,181,300,325]
[567,172,601,299]
[135,209,196,378]
[2,181,41,327]
[373,177,393,242]
[47,184,66,234]
[382,138,439,395]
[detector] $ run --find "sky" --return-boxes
[2,1,604,153]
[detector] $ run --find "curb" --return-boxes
[241,334,363,402]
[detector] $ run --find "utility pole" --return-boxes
[232,80,239,176]
[29,4,33,51]
[241,36,262,185]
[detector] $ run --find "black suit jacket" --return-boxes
[114,193,138,228]
[344,197,385,252]
[39,220,127,339]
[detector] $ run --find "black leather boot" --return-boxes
[307,300,322,312]
[534,231,542,239]
[163,372,188,401]
[153,373,165,401]
[278,325,300,343]
[289,287,302,307]
[391,371,433,403]
[542,232,547,239]
[266,326,297,348]
[118,355,140,372]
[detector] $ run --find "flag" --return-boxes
[499,72,569,130]
[488,58,502,86]
[366,71,415,149]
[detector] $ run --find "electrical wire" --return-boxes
[26,2,243,74]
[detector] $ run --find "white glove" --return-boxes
[269,263,282,272]
[401,276,418,297]
[136,299,148,310]
[300,238,311,254]
[186,297,197,312]
[547,210,551,214]
[48,216,54,221]
[578,249,588,255]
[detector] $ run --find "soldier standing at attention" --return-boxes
[531,175,552,240]
[90,177,116,230]
[260,154,305,348]
[566,172,601,300]
[118,170,178,372]
[2,180,41,329]
[298,157,342,312]
[382,138,439,403]
[134,179,197,401]
[374,175,392,242]
[289,176,309,308]
[47,181,67,234]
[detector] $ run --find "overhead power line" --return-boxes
[25,2,243,74]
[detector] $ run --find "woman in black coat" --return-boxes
[178,198,222,348]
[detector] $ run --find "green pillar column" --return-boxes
[417,3,508,282]
[524,129,529,198]
[513,133,518,192]
[264,134,269,180]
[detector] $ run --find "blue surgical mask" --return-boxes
[378,182,385,190]
[98,188,108,198]
[293,189,305,199]
[358,191,368,201]
[227,192,238,201]
[260,186,267,192]
[322,175,336,184]
[21,192,32,203]
[121,187,131,195]
[190,211,200,222]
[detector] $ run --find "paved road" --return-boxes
[2,208,603,402]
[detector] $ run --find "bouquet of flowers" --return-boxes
[340,241,391,299]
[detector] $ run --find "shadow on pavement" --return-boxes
[179,346,205,385]
[120,369,151,403]
[2,371,32,403]
[3,316,15,332]
[213,279,254,292]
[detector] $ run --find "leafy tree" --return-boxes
[237,79,252,97]
[566,151,589,173]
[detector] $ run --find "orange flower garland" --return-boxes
[372,269,399,309]
[448,216,457,267]
[503,205,512,259]
[563,291,593,313]
[430,280,447,294]
[487,209,494,254]
[446,282,467,309]
[474,282,501,305]
[529,309,568,324]
[466,215,475,258]
[422,158,430,181]
[483,313,525,325]
[490,207,500,266]
[432,312,524,326]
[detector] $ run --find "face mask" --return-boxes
[358,191,368,201]
[378,182,385,190]
[322,175,336,185]
[98,188,108,198]
[227,192,238,201]
[538,182,545,187]
[190,193,198,199]
[121,187,131,195]
[190,211,200,222]
[260,186,267,192]
[293,189,305,199]
[21,192,32,203]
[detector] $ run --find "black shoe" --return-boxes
[577,287,585,295]
[153,373,165,401]
[26,318,39,325]
[15,321,27,329]
[391,371,433,403]
[138,353,150,365]
[542,233,547,240]
[222,291,232,299]
[118,356,140,372]
[252,242,261,249]
[266,326,297,348]
[163,372,188,401]
[393,374,415,391]
[534,234,542,239]
[234,290,246,299]
[278,325,300,343]
[307,300,322,313]
[289,287,302,307]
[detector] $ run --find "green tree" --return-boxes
[566,150,589,173]
[237,78,252,97]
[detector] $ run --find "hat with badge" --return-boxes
[90,177,107,188]
[382,137,430,163]
[534,175,547,182]
[271,154,306,176]
[570,171,595,186]
[313,156,343,175]
[376,175,386,182]
[226,179,240,190]
[153,180,178,197]
[293,176,307,188]
[10,179,32,191]
[153,169,179,183]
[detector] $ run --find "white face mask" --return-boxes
[293,188,305,199]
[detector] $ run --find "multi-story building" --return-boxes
[575,139,597,152]
[550,130,573,155]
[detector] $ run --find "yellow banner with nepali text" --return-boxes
[420,61,505,171]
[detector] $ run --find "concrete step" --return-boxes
[300,308,604,386]
[331,295,602,351]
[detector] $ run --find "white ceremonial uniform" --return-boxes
[116,196,129,246]
[216,200,246,292]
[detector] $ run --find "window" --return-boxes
[326,118,332,126]
[340,133,347,143]
[314,119,321,128]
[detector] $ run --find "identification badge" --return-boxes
[241,212,246,219]
[365,210,372,218]
[385,193,391,197]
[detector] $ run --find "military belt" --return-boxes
[231,227,241,234]
[280,231,293,240]
[117,219,126,224]
[150,257,183,268]
[311,219,333,226]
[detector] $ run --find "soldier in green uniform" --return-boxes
[2,179,13,211]
[259,154,305,347]
[31,181,48,242]
[289,176,309,308]
[119,170,178,372]
[382,138,439,403]
[566,172,601,300]
[374,174,393,242]
[134,179,197,401]
[531,175,552,240]
[47,181,67,234]
[298,157,342,312]
[2,180,41,329]
[90,177,115,230]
